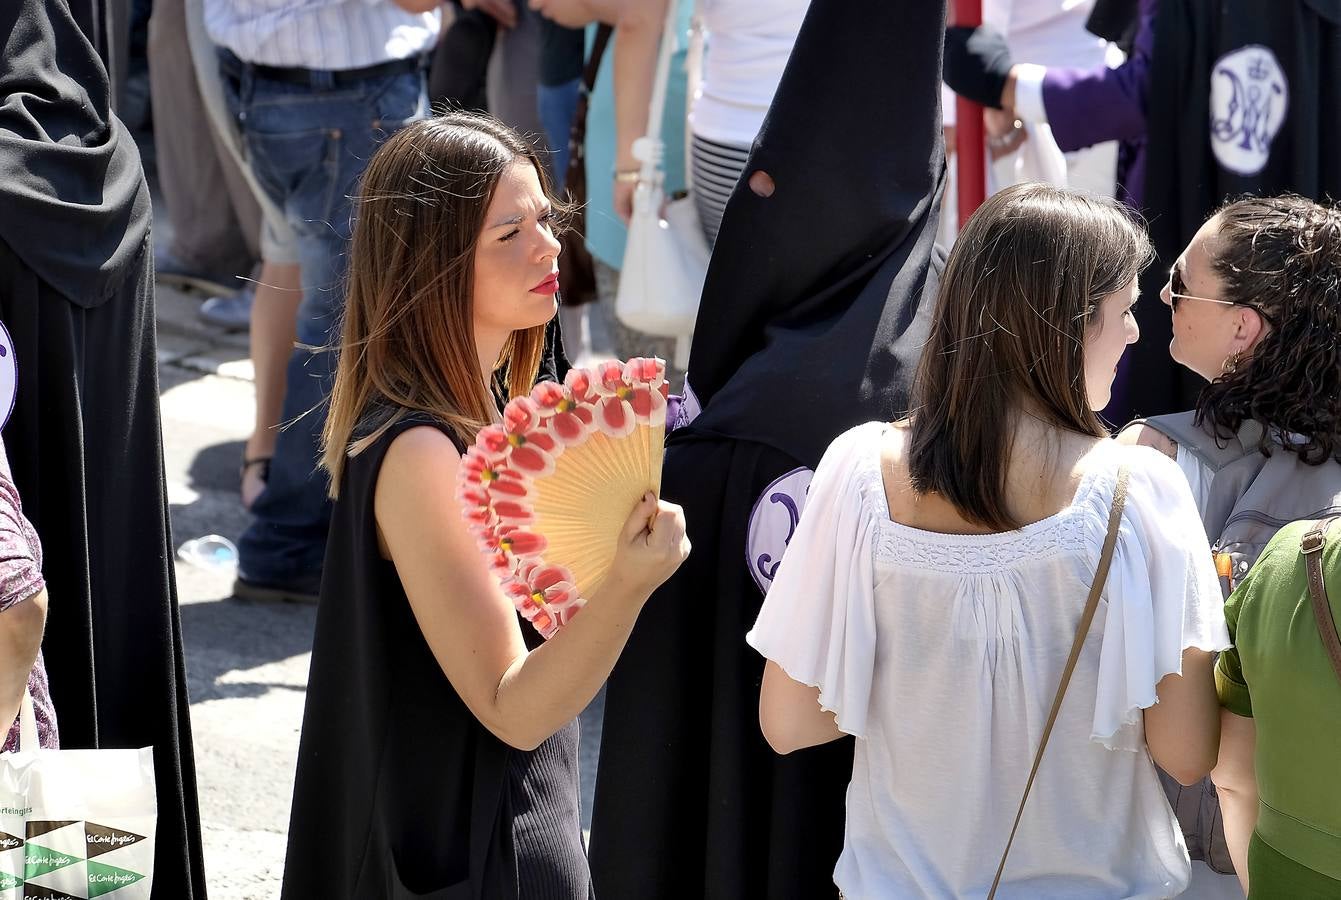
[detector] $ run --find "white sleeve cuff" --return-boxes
[1012,64,1049,124]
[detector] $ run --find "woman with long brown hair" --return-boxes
[280,112,689,899]
[748,184,1229,897]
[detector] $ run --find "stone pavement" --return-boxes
[157,283,607,899]
[157,284,303,899]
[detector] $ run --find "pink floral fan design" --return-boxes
[457,357,669,638]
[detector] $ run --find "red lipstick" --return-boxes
[530,272,560,295]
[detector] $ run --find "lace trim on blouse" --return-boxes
[865,444,1116,575]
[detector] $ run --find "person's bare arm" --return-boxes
[1211,710,1258,895]
[1144,648,1221,785]
[530,0,617,28]
[1115,422,1178,460]
[376,426,689,750]
[0,588,47,733]
[611,0,669,222]
[390,0,445,13]
[758,661,845,754]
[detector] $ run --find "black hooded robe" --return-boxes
[588,1,947,896]
[1125,0,1341,419]
[0,2,205,896]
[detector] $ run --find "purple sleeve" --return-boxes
[1040,0,1157,152]
[0,448,43,613]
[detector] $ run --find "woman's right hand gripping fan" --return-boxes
[599,491,691,607]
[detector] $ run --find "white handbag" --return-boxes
[0,693,156,899]
[615,0,710,370]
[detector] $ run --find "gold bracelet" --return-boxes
[614,169,641,183]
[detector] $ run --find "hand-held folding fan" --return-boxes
[457,358,669,638]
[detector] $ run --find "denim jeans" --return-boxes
[221,53,424,584]
[537,76,581,183]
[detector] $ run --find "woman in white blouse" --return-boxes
[749,183,1229,899]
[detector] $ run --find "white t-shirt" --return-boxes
[747,423,1230,899]
[689,0,810,146]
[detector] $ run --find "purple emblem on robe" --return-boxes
[746,467,814,594]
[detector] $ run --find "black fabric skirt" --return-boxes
[590,435,852,900]
[0,239,207,899]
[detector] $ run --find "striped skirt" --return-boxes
[690,132,752,248]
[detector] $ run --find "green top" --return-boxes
[1216,519,1341,883]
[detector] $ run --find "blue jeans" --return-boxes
[221,53,425,583]
[538,77,581,184]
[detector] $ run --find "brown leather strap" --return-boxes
[1302,516,1341,686]
[988,463,1130,899]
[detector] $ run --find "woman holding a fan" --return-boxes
[280,112,689,899]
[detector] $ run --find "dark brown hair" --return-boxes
[321,112,566,496]
[1195,194,1341,464]
[908,183,1153,530]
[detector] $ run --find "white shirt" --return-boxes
[748,424,1230,899]
[984,0,1121,198]
[985,0,1118,124]
[1175,444,1214,512]
[205,0,439,70]
[689,0,809,146]
[985,0,1110,67]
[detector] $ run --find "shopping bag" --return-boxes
[0,693,155,899]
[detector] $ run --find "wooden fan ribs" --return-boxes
[456,357,669,638]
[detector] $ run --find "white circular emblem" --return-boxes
[746,467,814,594]
[1210,45,1289,176]
[0,322,15,431]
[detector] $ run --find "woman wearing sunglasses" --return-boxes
[1120,193,1341,535]
[1120,193,1341,895]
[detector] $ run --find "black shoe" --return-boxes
[232,572,321,604]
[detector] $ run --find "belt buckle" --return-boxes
[1302,529,1327,555]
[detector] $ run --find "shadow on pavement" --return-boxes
[179,596,316,705]
[187,438,247,493]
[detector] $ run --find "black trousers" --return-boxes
[0,239,208,899]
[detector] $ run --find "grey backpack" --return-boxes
[1140,411,1341,873]
[1148,411,1341,595]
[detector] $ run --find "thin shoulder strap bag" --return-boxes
[1301,516,1341,684]
[987,463,1131,899]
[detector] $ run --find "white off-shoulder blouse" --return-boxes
[747,422,1230,899]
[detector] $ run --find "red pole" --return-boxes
[954,0,987,228]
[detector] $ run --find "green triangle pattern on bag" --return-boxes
[23,842,78,878]
[86,860,145,898]
[0,871,20,890]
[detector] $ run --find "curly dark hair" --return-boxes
[1195,195,1341,464]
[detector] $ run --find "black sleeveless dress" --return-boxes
[282,416,591,899]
